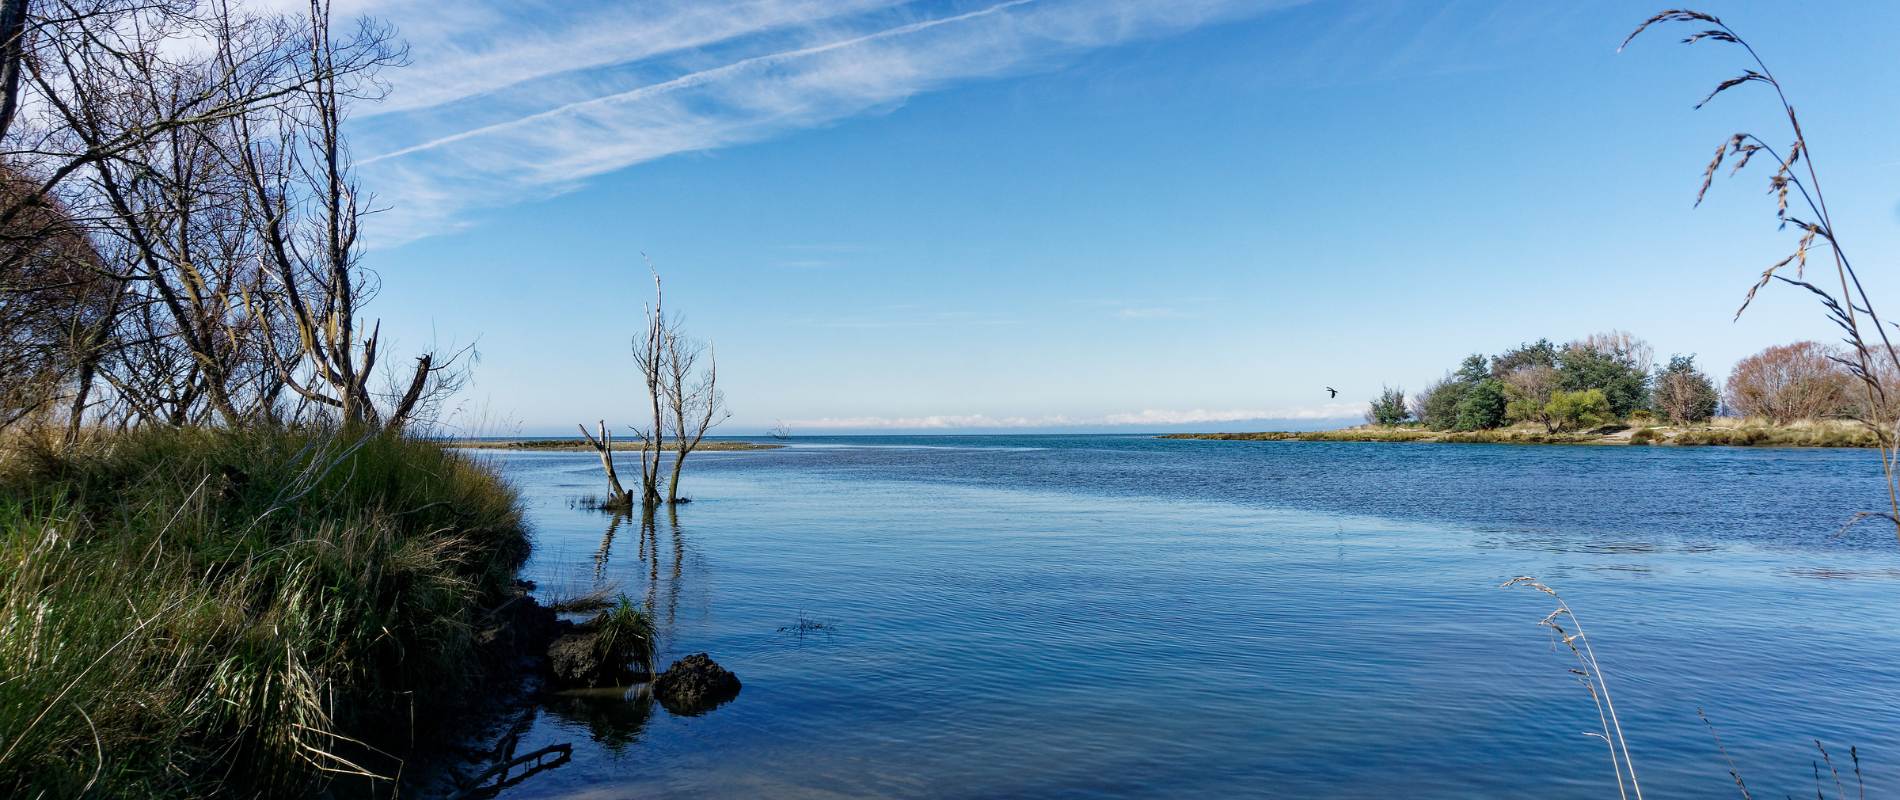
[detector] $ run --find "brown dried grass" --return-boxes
[1624,9,1900,540]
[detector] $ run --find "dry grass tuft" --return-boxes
[1503,577,1642,800]
[1624,9,1900,540]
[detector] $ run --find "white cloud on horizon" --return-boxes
[787,403,1360,429]
[340,0,1305,245]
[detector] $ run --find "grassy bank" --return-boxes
[450,438,779,452]
[1165,418,1880,448]
[1167,428,1603,445]
[0,427,529,798]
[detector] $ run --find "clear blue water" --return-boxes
[471,436,1900,798]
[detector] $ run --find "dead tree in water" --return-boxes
[583,268,729,509]
[577,420,630,509]
[662,334,728,504]
[629,270,667,507]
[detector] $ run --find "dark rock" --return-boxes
[547,634,601,687]
[477,591,564,664]
[546,611,651,688]
[547,629,644,688]
[652,653,741,715]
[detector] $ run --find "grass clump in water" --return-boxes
[593,595,658,680]
[0,426,529,798]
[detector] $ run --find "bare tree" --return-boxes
[0,167,111,432]
[0,0,456,436]
[230,1,449,431]
[1724,342,1852,424]
[0,0,28,143]
[629,270,667,506]
[661,332,727,504]
[1576,330,1654,376]
[589,268,730,509]
[11,1,322,431]
[1502,364,1561,432]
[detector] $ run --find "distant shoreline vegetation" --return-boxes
[1163,418,1879,448]
[1178,331,1892,448]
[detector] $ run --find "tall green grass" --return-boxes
[596,595,658,682]
[0,426,528,798]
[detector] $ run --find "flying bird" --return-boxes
[1324,387,1338,398]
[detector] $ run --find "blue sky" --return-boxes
[327,0,1900,434]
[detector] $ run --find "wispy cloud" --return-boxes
[1097,404,1359,424]
[803,308,1017,328]
[788,403,1359,429]
[1115,306,1189,320]
[789,413,1076,429]
[345,0,1303,244]
[1071,297,1207,321]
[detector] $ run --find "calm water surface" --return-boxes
[471,436,1900,798]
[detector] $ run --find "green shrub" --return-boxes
[1547,389,1613,432]
[1455,378,1509,431]
[1490,339,1559,376]
[1365,386,1410,426]
[1629,427,1657,445]
[1416,378,1465,430]
[1501,364,1560,431]
[1557,334,1651,418]
[1653,354,1720,423]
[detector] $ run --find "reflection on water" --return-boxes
[464,438,1900,799]
[591,513,620,581]
[593,507,691,629]
[542,691,657,755]
[446,708,573,798]
[447,501,724,797]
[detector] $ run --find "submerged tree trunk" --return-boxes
[635,271,667,508]
[666,439,686,504]
[578,420,629,508]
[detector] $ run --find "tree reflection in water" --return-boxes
[595,507,690,628]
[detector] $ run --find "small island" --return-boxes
[1173,334,1886,448]
[1164,419,1878,448]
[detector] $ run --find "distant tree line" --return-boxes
[1363,331,1881,431]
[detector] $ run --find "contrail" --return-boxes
[361,0,1037,165]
